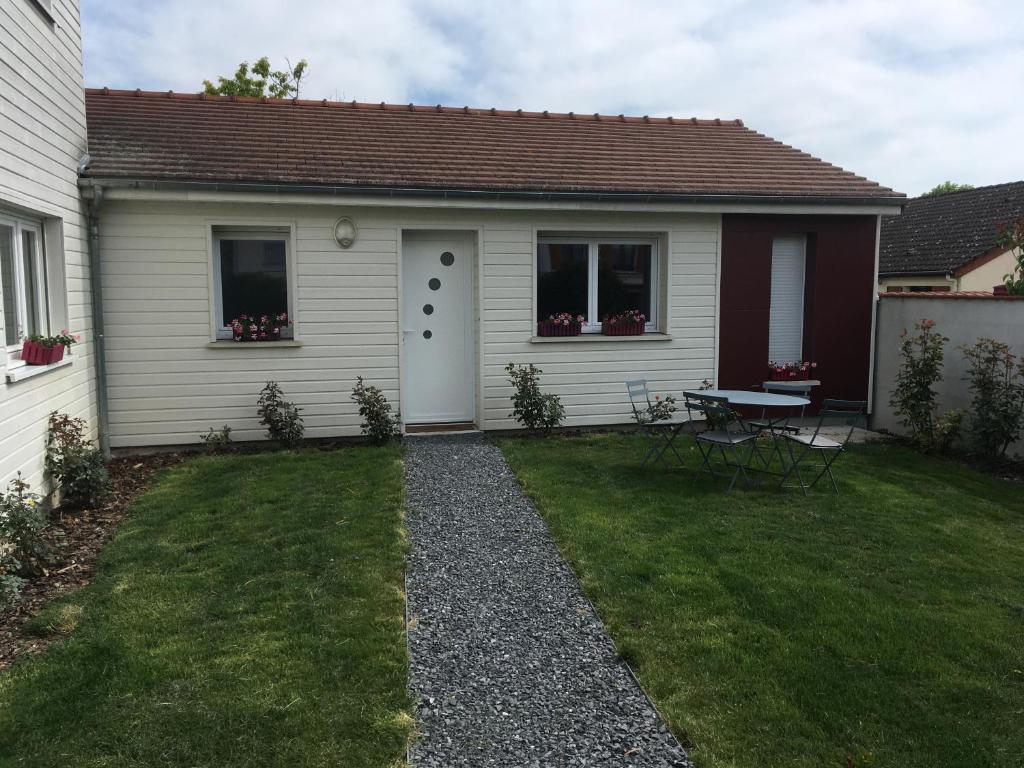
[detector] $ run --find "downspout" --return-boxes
[86,182,111,457]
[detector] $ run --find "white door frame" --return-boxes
[397,228,480,427]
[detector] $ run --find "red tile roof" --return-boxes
[879,291,1024,300]
[83,89,903,202]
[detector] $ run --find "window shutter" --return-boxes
[768,236,806,363]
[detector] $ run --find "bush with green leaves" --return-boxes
[0,550,23,612]
[350,377,400,443]
[199,425,234,453]
[960,338,1024,460]
[45,412,111,510]
[505,362,565,433]
[0,473,47,573]
[1,474,47,611]
[257,382,305,447]
[997,217,1024,295]
[890,319,950,449]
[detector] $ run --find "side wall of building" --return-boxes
[0,0,96,490]
[97,200,721,446]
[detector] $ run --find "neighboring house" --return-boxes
[879,181,1024,293]
[76,90,903,447]
[0,0,97,490]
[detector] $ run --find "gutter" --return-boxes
[85,182,111,458]
[78,177,908,209]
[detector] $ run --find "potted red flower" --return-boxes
[768,360,817,380]
[21,330,80,365]
[537,312,585,337]
[602,309,646,336]
[230,312,290,342]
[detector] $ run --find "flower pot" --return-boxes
[601,321,645,336]
[537,320,582,337]
[994,284,1009,296]
[20,340,46,365]
[45,344,65,364]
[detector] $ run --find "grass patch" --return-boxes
[0,447,411,768]
[499,433,1024,768]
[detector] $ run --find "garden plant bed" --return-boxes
[0,452,186,669]
[0,447,411,767]
[498,433,1024,768]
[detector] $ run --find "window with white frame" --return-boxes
[768,235,807,363]
[212,229,293,340]
[0,214,48,357]
[537,236,658,330]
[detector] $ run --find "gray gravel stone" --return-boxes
[404,434,691,767]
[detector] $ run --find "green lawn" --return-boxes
[499,433,1024,768]
[0,448,411,768]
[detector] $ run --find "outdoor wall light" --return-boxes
[334,217,357,248]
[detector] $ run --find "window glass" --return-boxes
[21,229,43,337]
[537,243,588,320]
[598,244,652,321]
[218,239,288,326]
[0,224,15,346]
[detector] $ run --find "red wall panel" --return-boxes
[719,214,878,409]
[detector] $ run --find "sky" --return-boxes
[81,0,1024,197]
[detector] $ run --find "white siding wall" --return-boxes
[99,201,719,445]
[0,0,95,490]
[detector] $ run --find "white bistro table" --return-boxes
[687,389,810,409]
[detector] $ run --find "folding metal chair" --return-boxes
[749,382,812,435]
[748,382,813,468]
[778,399,867,495]
[625,379,689,467]
[684,393,759,493]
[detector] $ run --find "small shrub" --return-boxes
[934,409,965,454]
[505,363,564,433]
[960,338,1024,460]
[350,377,400,443]
[0,474,47,570]
[0,556,24,613]
[45,412,110,510]
[199,425,233,453]
[257,382,305,447]
[636,394,677,424]
[890,319,948,448]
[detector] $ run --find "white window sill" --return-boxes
[207,340,303,349]
[529,332,673,343]
[5,356,73,383]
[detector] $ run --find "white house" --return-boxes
[1,0,97,491]
[76,90,903,449]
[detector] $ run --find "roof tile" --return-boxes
[83,89,902,200]
[879,181,1024,276]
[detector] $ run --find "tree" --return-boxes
[921,181,975,197]
[202,57,308,99]
[996,217,1024,295]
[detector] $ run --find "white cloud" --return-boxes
[82,0,1024,195]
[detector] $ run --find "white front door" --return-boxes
[401,231,476,424]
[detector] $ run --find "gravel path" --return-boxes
[404,434,691,767]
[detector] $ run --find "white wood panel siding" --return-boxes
[99,202,720,445]
[768,236,806,363]
[0,0,96,491]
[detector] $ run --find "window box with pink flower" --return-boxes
[602,309,647,336]
[768,360,817,381]
[229,313,291,342]
[537,312,585,337]
[20,330,80,365]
